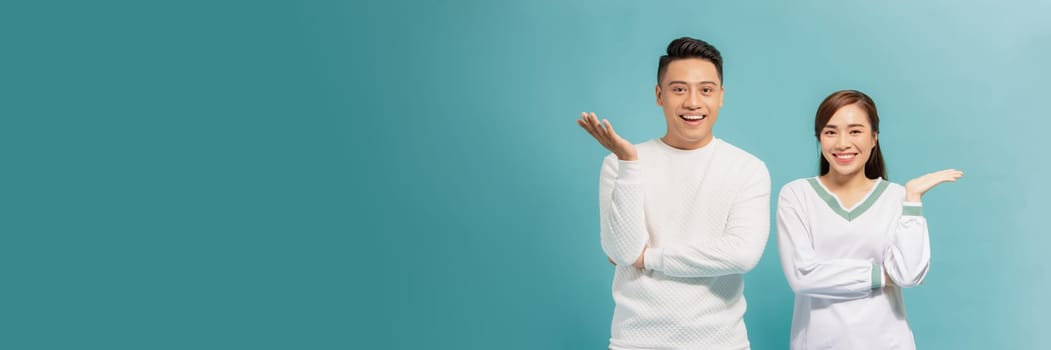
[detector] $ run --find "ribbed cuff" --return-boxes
[644,247,663,271]
[871,263,883,289]
[616,160,643,183]
[902,202,923,216]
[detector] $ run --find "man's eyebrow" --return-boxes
[667,80,719,85]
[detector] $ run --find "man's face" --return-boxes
[656,58,724,150]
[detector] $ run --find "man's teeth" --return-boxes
[681,115,706,120]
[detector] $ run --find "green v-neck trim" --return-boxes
[807,177,889,221]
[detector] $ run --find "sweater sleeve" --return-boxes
[882,202,930,287]
[598,155,649,266]
[777,184,881,300]
[643,162,771,277]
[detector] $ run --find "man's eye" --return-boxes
[824,131,836,135]
[703,88,712,93]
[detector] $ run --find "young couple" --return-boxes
[576,37,963,350]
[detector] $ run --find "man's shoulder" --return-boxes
[636,139,663,152]
[714,139,766,171]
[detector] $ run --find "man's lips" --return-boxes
[680,114,706,124]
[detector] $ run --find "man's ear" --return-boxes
[655,84,663,105]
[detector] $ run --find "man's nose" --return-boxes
[685,91,702,108]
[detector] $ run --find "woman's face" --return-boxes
[820,103,878,179]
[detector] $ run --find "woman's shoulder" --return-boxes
[778,177,817,197]
[882,179,905,189]
[784,177,816,188]
[879,179,907,200]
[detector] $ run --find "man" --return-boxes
[576,37,771,349]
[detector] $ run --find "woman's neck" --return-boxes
[820,171,873,192]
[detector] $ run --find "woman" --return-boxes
[777,90,962,349]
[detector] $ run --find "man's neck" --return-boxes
[660,135,713,150]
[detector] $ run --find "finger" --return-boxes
[938,169,964,180]
[603,119,626,150]
[579,117,614,148]
[578,119,604,141]
[580,118,596,132]
[924,169,962,181]
[582,112,601,132]
[581,112,597,128]
[603,119,620,139]
[577,119,597,136]
[589,112,609,139]
[594,114,613,139]
[931,172,964,186]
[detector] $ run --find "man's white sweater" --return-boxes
[599,138,770,350]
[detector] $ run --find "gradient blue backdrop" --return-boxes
[3,0,1048,349]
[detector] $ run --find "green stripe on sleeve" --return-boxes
[902,205,923,216]
[871,263,883,289]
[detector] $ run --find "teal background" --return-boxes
[3,0,1048,349]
